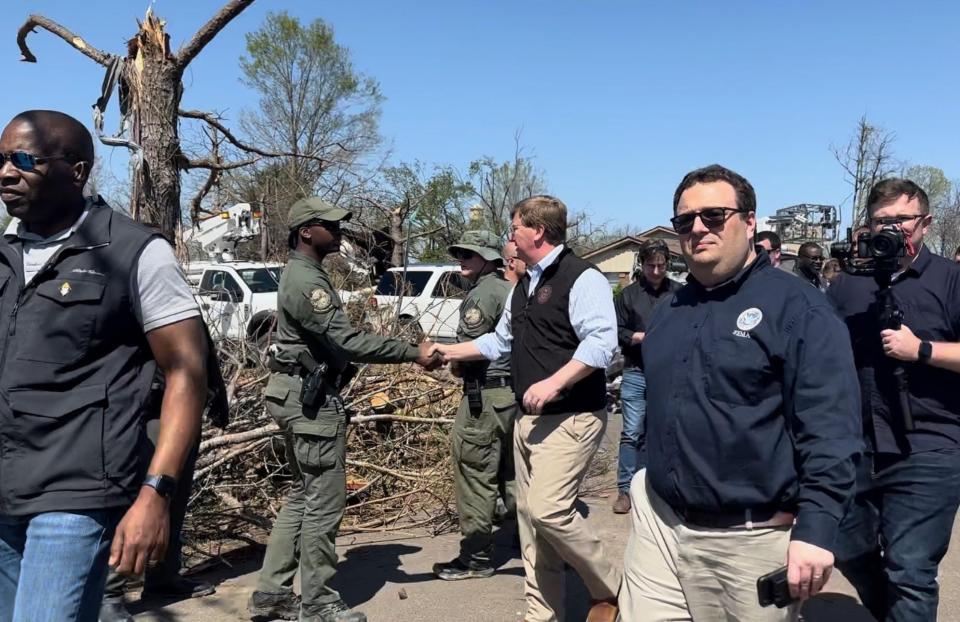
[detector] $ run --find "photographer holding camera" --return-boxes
[828,179,960,622]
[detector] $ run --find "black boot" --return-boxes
[98,600,134,622]
[247,590,301,621]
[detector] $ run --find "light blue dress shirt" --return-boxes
[475,244,617,369]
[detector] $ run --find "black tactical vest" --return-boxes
[0,202,159,515]
[510,248,607,414]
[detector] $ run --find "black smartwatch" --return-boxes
[918,340,932,364]
[142,474,177,499]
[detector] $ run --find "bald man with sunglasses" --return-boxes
[619,164,862,621]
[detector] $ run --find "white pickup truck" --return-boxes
[185,261,283,347]
[361,264,469,343]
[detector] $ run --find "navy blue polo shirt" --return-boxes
[827,246,960,454]
[644,253,863,551]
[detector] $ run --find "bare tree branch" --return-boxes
[190,128,223,220]
[175,0,255,70]
[179,108,337,166]
[184,157,260,171]
[17,14,112,66]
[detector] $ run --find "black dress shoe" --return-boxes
[142,576,216,598]
[98,600,134,622]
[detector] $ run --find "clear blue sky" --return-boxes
[3,0,958,233]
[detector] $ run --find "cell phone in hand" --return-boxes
[757,566,793,608]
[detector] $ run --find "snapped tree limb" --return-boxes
[17,14,112,66]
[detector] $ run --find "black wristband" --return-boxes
[142,474,177,499]
[918,340,932,364]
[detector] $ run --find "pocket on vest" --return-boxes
[17,278,104,364]
[8,383,107,494]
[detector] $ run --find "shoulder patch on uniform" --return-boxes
[463,307,483,327]
[308,287,333,313]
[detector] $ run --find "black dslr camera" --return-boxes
[830,226,906,276]
[829,225,914,432]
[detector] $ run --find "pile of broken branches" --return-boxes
[183,339,462,562]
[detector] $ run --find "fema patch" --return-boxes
[463,307,483,328]
[536,284,553,304]
[309,287,333,313]
[736,307,763,331]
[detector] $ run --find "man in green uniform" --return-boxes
[247,198,439,622]
[433,230,518,581]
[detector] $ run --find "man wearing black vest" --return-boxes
[431,196,620,622]
[0,110,207,622]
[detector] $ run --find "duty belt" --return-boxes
[266,357,303,376]
[463,376,511,391]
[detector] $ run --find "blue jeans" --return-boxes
[835,448,960,622]
[617,368,647,493]
[0,509,122,622]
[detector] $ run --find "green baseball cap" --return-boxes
[287,197,352,230]
[448,230,503,263]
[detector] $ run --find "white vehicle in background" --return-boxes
[363,264,468,343]
[186,261,283,347]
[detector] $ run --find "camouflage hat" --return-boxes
[287,197,352,230]
[448,230,503,263]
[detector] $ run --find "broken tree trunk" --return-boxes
[16,0,256,243]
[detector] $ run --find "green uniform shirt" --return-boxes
[273,251,419,374]
[457,271,512,379]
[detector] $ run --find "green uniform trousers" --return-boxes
[452,384,518,567]
[257,372,347,608]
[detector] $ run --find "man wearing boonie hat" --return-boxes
[432,230,517,581]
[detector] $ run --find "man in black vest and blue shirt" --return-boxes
[0,110,208,622]
[619,165,862,621]
[431,196,621,622]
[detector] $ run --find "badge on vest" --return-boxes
[734,307,762,338]
[536,284,553,304]
[59,282,72,297]
[309,287,333,313]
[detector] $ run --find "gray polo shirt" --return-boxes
[4,206,199,333]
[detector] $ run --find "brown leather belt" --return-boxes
[674,506,795,530]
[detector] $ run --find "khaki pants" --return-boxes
[620,470,798,622]
[514,409,620,622]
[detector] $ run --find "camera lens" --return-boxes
[872,234,894,257]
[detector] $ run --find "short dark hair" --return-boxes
[11,110,95,171]
[798,242,823,258]
[755,230,781,251]
[672,164,756,216]
[638,239,669,265]
[866,178,930,216]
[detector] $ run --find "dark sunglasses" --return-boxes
[452,248,477,260]
[670,207,747,234]
[0,151,73,172]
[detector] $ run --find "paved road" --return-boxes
[130,419,960,621]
